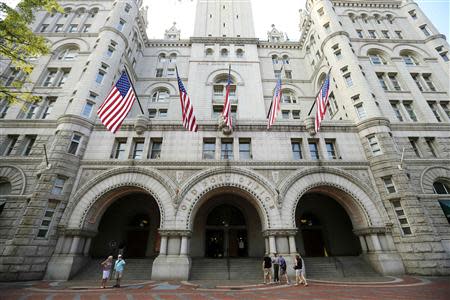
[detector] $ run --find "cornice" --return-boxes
[391,123,450,131]
[262,229,298,236]
[0,120,57,128]
[190,37,259,44]
[146,40,191,47]
[356,117,391,132]
[158,229,192,237]
[57,114,94,130]
[331,0,401,9]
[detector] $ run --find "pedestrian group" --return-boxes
[100,254,126,288]
[263,253,308,286]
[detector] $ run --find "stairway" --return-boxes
[303,256,380,279]
[335,256,381,277]
[303,257,343,278]
[190,258,261,280]
[71,258,154,281]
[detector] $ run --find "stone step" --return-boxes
[190,258,261,280]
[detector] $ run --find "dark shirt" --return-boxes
[296,258,303,269]
[264,257,272,268]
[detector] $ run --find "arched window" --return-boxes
[213,75,236,98]
[236,49,244,58]
[272,55,278,64]
[433,181,450,194]
[0,179,12,195]
[75,8,86,18]
[400,50,420,66]
[220,48,228,57]
[158,53,166,63]
[169,53,177,63]
[151,89,170,102]
[367,50,388,65]
[281,90,297,103]
[57,46,79,60]
[206,48,214,56]
[282,55,290,64]
[63,7,72,18]
[89,8,99,18]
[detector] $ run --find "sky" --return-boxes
[145,0,449,40]
[2,0,449,40]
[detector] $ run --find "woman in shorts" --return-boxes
[294,254,308,286]
[100,256,113,288]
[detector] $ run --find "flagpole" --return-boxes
[266,64,284,122]
[307,67,332,116]
[124,66,145,115]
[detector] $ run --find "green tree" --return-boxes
[0,0,62,106]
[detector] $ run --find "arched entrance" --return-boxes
[90,192,160,258]
[191,191,265,258]
[295,192,361,257]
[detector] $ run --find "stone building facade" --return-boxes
[0,0,449,281]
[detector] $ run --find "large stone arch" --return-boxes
[175,167,280,231]
[280,167,387,230]
[64,167,177,231]
[421,166,450,194]
[0,165,26,195]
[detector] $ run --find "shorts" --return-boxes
[295,269,303,276]
[115,271,123,279]
[279,268,287,275]
[102,270,110,279]
[264,268,272,277]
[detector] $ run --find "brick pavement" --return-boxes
[0,277,449,300]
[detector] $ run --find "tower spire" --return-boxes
[193,0,255,38]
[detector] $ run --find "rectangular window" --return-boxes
[41,97,56,119]
[382,30,390,39]
[43,69,57,87]
[292,110,301,119]
[22,135,36,156]
[428,102,442,122]
[368,30,376,39]
[334,49,342,60]
[81,101,94,118]
[388,74,401,91]
[68,133,82,155]
[274,70,281,79]
[25,104,38,119]
[291,140,303,160]
[55,24,64,32]
[383,177,397,194]
[420,24,431,37]
[167,68,175,77]
[239,139,252,160]
[355,103,367,119]
[403,102,417,122]
[96,70,105,84]
[395,31,403,39]
[390,101,404,121]
[51,177,66,195]
[325,140,337,159]
[82,24,90,32]
[4,68,21,86]
[422,74,436,91]
[149,139,162,159]
[370,55,382,65]
[132,139,145,159]
[156,69,163,78]
[438,200,450,224]
[148,109,157,119]
[202,139,216,159]
[117,19,126,31]
[68,24,78,32]
[106,46,115,57]
[37,200,58,238]
[356,30,363,38]
[281,110,290,119]
[411,74,424,91]
[40,24,49,32]
[377,73,388,91]
[0,100,9,118]
[3,135,18,156]
[308,141,320,160]
[409,138,421,157]
[113,139,127,159]
[440,102,450,118]
[285,70,292,79]
[221,139,233,160]
[368,135,382,155]
[392,200,412,235]
[409,10,417,19]
[425,138,438,157]
[343,73,353,87]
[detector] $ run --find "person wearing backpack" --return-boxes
[278,255,290,284]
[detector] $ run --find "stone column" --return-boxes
[269,236,277,254]
[180,236,189,256]
[83,238,92,256]
[288,235,297,254]
[159,236,168,255]
[264,237,270,254]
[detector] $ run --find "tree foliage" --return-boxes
[0,0,62,105]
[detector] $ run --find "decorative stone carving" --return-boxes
[304,116,316,136]
[134,114,149,135]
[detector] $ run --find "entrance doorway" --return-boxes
[295,192,361,257]
[190,192,264,258]
[204,204,248,258]
[90,192,160,258]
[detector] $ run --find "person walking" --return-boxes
[279,255,290,284]
[113,254,126,288]
[262,255,272,284]
[294,254,308,286]
[272,253,280,283]
[100,256,113,288]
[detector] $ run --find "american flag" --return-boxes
[267,78,282,129]
[222,66,233,129]
[314,72,331,133]
[176,69,199,132]
[98,71,137,133]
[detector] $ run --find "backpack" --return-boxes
[279,257,286,269]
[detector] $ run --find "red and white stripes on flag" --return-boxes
[314,72,331,133]
[98,71,137,133]
[267,78,282,129]
[177,69,199,132]
[222,65,233,129]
